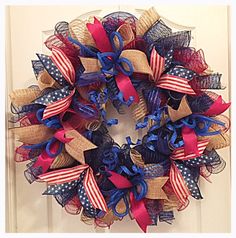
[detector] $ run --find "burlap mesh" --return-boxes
[9,88,41,106]
[136,7,160,36]
[65,130,97,164]
[11,124,55,144]
[69,16,97,48]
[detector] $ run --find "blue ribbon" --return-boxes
[104,165,147,218]
[23,137,63,158]
[167,114,225,149]
[89,90,118,126]
[69,32,134,78]
[102,146,120,171]
[36,108,61,129]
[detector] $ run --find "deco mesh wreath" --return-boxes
[9,7,231,232]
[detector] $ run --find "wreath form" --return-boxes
[9,8,231,232]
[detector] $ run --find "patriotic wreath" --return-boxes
[9,7,231,232]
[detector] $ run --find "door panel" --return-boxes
[6,5,230,233]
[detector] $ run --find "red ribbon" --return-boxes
[115,72,139,103]
[108,171,152,232]
[86,17,113,52]
[182,126,199,157]
[204,95,231,116]
[86,18,140,103]
[54,129,73,143]
[33,129,73,173]
[33,142,60,173]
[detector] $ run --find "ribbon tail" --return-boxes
[43,89,75,120]
[33,145,59,173]
[182,126,199,157]
[86,17,112,52]
[169,162,190,210]
[115,72,139,103]
[129,192,152,233]
[204,95,231,116]
[108,171,133,189]
[83,168,108,212]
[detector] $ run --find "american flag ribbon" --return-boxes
[50,46,75,86]
[157,74,196,95]
[38,164,108,212]
[170,140,209,161]
[169,161,190,209]
[150,48,165,82]
[42,88,75,120]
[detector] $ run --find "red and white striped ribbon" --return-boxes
[169,162,190,209]
[42,88,75,120]
[38,164,108,212]
[157,74,196,95]
[84,167,108,212]
[170,140,209,161]
[50,46,75,86]
[150,48,165,82]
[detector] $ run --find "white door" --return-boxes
[6,5,231,233]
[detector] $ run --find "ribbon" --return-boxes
[86,17,113,52]
[39,164,108,212]
[167,114,225,156]
[69,18,153,104]
[88,27,139,103]
[24,128,73,172]
[204,95,231,116]
[182,126,199,156]
[36,46,78,120]
[108,168,152,232]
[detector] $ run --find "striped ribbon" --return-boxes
[43,46,76,119]
[169,161,190,209]
[150,48,165,82]
[169,139,208,208]
[50,46,75,85]
[157,74,196,95]
[150,48,196,95]
[42,88,75,120]
[170,140,209,161]
[38,164,108,212]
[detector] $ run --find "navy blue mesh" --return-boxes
[32,60,44,78]
[143,19,172,45]
[149,31,191,57]
[102,11,137,36]
[54,21,69,37]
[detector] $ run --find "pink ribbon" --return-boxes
[182,126,200,157]
[115,72,139,103]
[33,129,73,173]
[86,17,113,52]
[204,95,231,116]
[108,171,152,233]
[86,17,140,103]
[54,128,73,143]
[33,142,60,173]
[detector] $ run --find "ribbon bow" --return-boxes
[69,18,153,104]
[150,48,196,95]
[169,145,222,210]
[166,114,225,157]
[35,46,78,119]
[39,164,108,212]
[107,165,152,232]
[25,127,73,173]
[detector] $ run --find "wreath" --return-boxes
[9,7,231,232]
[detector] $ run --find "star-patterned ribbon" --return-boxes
[35,46,77,119]
[39,164,108,212]
[150,48,196,95]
